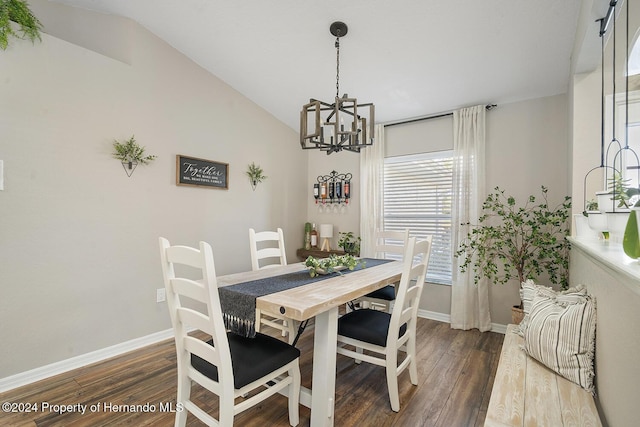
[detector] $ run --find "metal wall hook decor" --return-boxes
[111,135,156,178]
[122,160,138,177]
[313,170,352,212]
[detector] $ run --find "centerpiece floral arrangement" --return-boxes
[304,254,364,278]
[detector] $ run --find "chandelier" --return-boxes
[300,21,375,154]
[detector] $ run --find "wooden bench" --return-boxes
[485,324,601,426]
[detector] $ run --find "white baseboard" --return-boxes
[0,329,175,393]
[418,309,507,334]
[2,312,508,393]
[418,308,451,323]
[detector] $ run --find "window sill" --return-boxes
[568,236,640,297]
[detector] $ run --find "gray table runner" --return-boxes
[219,258,391,337]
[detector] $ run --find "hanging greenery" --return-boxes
[0,0,43,50]
[246,162,267,190]
[112,135,157,165]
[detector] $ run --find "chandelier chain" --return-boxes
[335,36,340,99]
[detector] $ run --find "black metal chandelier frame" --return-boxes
[300,21,375,155]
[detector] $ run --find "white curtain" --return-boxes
[359,124,385,257]
[450,105,491,332]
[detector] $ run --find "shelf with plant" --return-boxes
[304,254,364,278]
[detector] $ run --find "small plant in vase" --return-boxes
[607,172,640,210]
[112,135,156,177]
[590,173,640,240]
[338,232,361,256]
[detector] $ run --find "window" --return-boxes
[383,151,453,285]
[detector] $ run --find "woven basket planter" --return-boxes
[511,306,525,325]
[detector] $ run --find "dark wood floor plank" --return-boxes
[434,348,493,427]
[0,317,503,427]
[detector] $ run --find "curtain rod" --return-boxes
[384,104,497,128]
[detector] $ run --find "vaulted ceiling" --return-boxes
[51,0,605,130]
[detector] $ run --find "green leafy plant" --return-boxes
[112,135,157,165]
[607,172,640,209]
[337,231,361,256]
[246,162,267,190]
[0,0,43,50]
[455,186,571,291]
[304,254,364,278]
[584,199,598,214]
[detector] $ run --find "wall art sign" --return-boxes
[176,155,229,189]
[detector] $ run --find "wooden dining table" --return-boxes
[216,259,404,427]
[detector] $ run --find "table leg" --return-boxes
[310,306,338,427]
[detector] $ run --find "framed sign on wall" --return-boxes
[176,155,229,190]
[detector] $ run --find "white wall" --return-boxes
[304,150,361,254]
[0,2,306,378]
[569,243,640,427]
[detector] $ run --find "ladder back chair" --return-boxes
[249,227,287,270]
[336,235,432,412]
[159,237,301,426]
[248,228,297,343]
[355,228,410,312]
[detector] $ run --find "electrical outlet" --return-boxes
[156,288,166,303]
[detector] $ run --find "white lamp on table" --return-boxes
[320,224,333,251]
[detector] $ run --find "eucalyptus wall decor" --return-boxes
[112,135,157,177]
[0,0,43,50]
[246,162,266,191]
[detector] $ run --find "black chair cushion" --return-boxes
[364,285,396,301]
[338,309,407,347]
[191,332,300,389]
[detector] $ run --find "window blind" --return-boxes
[383,151,453,285]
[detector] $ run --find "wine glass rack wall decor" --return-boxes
[313,170,352,212]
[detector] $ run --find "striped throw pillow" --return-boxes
[517,280,587,337]
[523,291,597,394]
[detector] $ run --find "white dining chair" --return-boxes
[354,228,409,312]
[249,227,287,270]
[336,235,432,412]
[249,228,298,343]
[159,237,301,426]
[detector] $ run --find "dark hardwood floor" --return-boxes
[0,317,503,427]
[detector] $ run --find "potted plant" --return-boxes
[246,162,267,190]
[596,172,640,212]
[455,186,572,323]
[0,0,42,50]
[591,172,640,239]
[338,231,361,256]
[111,135,156,177]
